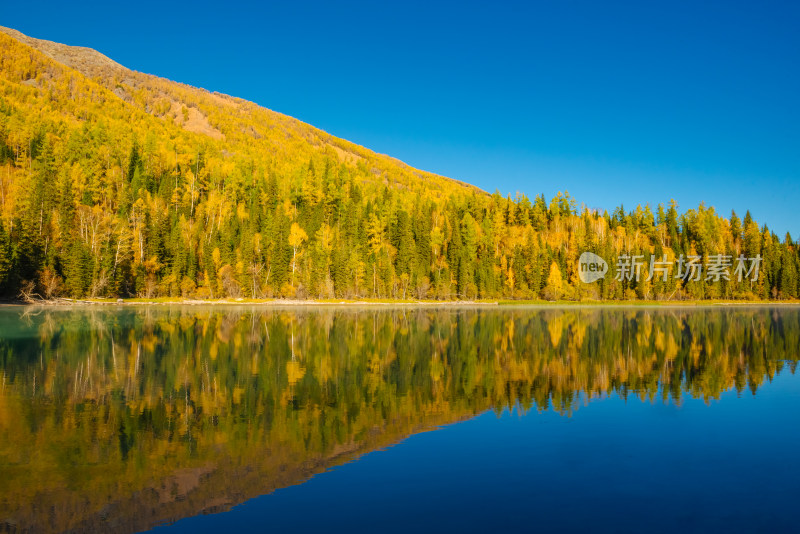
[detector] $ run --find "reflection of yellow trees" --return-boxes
[0,307,798,531]
[9,307,793,412]
[547,314,563,347]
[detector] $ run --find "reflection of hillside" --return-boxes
[0,306,797,532]
[1,407,467,534]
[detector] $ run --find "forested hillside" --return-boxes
[0,28,797,301]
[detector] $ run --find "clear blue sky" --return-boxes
[3,0,798,237]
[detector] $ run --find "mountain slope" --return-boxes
[0,26,478,196]
[0,27,796,301]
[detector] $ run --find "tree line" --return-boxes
[0,31,797,301]
[0,134,798,300]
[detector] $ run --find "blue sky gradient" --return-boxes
[3,0,798,236]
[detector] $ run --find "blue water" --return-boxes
[159,371,800,533]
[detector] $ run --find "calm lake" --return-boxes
[1,305,798,533]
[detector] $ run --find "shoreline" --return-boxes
[3,298,800,308]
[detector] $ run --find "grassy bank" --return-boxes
[15,297,800,307]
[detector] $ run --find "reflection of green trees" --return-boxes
[0,306,797,532]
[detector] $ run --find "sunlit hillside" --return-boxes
[0,26,478,196]
[0,27,796,300]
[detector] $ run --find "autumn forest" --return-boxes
[0,28,797,302]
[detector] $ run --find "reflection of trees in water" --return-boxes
[2,306,799,419]
[0,307,797,532]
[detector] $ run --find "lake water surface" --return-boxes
[0,305,798,533]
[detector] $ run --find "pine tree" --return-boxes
[0,222,11,291]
